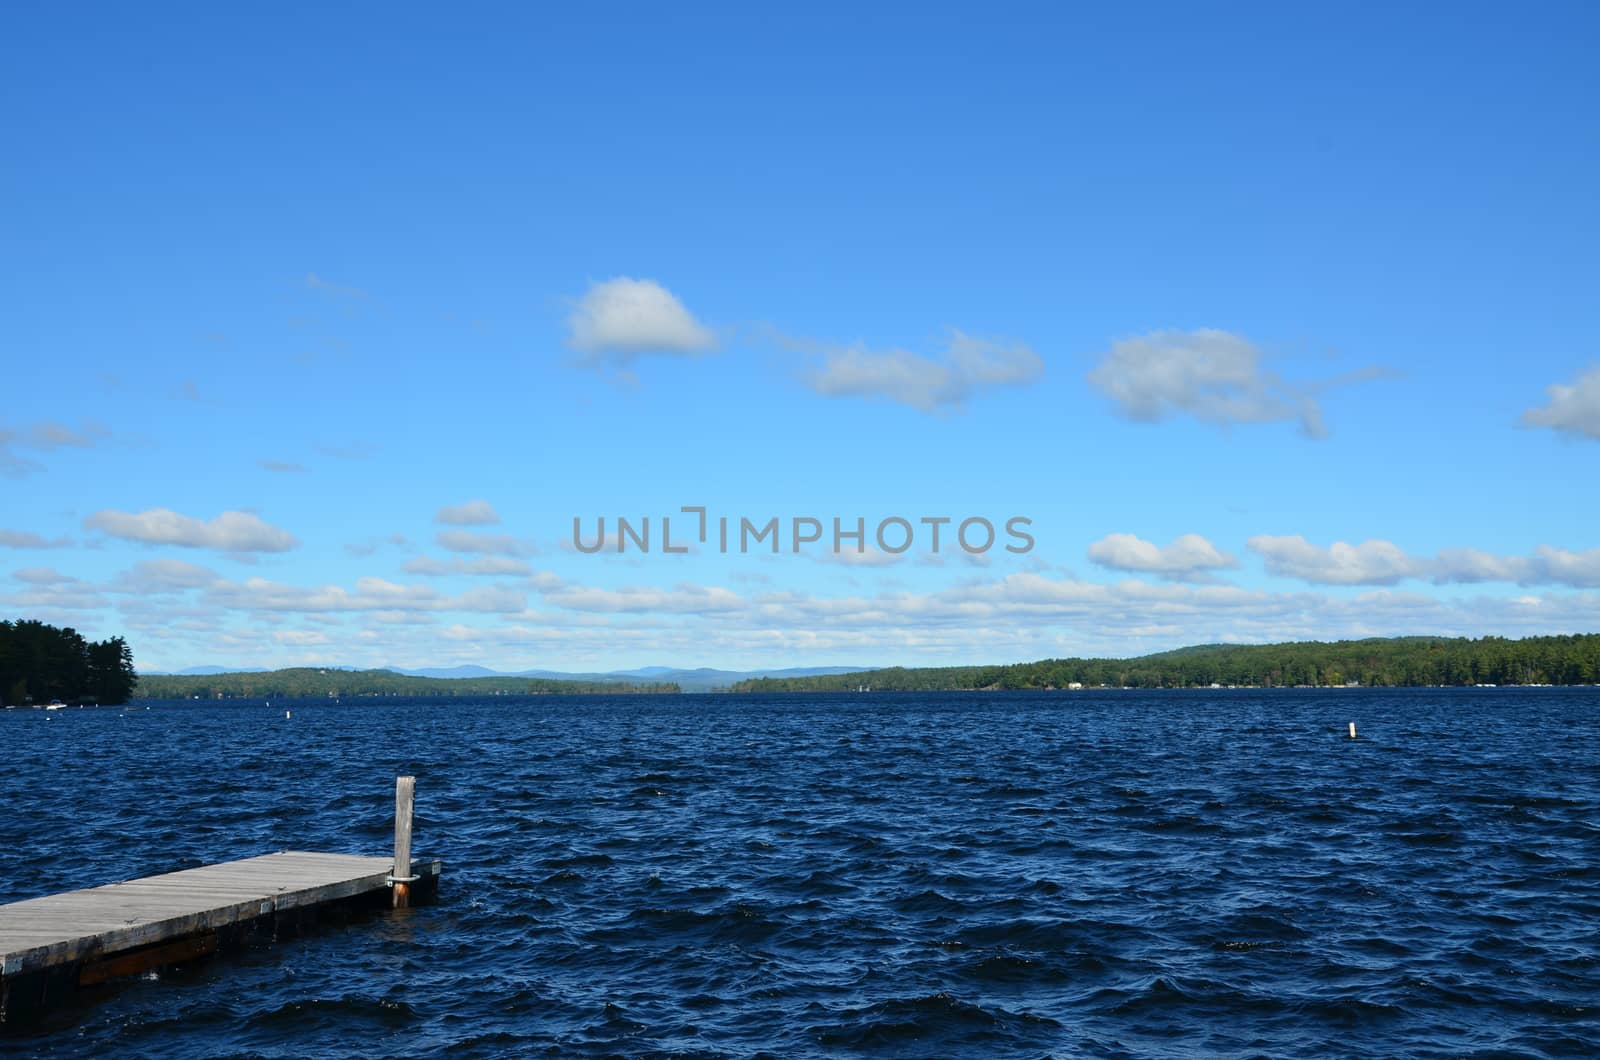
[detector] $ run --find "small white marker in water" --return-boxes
[285,710,292,719]
[1348,721,1357,739]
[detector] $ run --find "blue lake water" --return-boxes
[2,688,1598,1057]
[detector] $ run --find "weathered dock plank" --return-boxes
[0,850,441,1022]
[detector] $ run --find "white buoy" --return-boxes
[285,710,292,719]
[1348,721,1357,739]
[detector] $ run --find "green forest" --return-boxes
[730,634,1600,692]
[1,619,138,705]
[11,621,1597,704]
[133,668,679,699]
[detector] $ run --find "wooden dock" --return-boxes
[1,778,439,1024]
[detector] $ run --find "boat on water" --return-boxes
[44,700,66,711]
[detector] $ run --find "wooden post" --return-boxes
[393,775,415,908]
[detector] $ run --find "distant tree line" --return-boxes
[730,634,1600,692]
[134,667,680,699]
[1,619,138,705]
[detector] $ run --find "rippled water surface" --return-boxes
[3,689,1598,1057]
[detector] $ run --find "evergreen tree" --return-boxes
[0,620,139,705]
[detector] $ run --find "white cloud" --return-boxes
[816,546,907,568]
[1250,536,1600,589]
[1248,535,1423,585]
[0,421,109,476]
[1087,329,1349,436]
[14,567,73,585]
[1430,548,1528,584]
[1527,546,1600,588]
[84,508,300,553]
[273,629,332,646]
[0,529,70,549]
[540,582,746,615]
[344,534,409,558]
[366,610,441,626]
[479,570,1600,667]
[805,330,1043,412]
[78,557,1600,673]
[204,575,524,614]
[435,500,501,526]
[112,559,221,593]
[403,555,533,577]
[1521,366,1600,440]
[436,529,537,557]
[567,278,715,368]
[1087,533,1239,580]
[0,566,108,613]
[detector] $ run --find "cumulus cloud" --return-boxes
[0,566,108,614]
[1250,536,1600,589]
[84,508,299,553]
[435,500,500,526]
[1524,546,1600,588]
[1248,535,1420,585]
[205,575,524,614]
[0,529,71,549]
[14,567,74,585]
[273,629,332,646]
[70,558,1600,673]
[540,581,746,615]
[1521,366,1600,440]
[1087,533,1239,580]
[1087,329,1388,437]
[452,568,1600,664]
[112,559,221,593]
[1,421,110,476]
[804,330,1043,412]
[403,555,533,577]
[117,543,1586,667]
[816,546,907,568]
[436,529,537,557]
[344,534,409,558]
[567,278,715,372]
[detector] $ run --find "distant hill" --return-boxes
[305,664,875,693]
[730,635,1600,691]
[133,667,680,699]
[147,659,876,694]
[137,663,881,698]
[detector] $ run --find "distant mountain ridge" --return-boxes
[132,667,682,700]
[144,663,875,693]
[390,665,874,692]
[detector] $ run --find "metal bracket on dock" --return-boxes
[386,874,421,885]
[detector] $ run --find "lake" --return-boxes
[3,688,1597,1057]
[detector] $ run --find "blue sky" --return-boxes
[4,3,1598,672]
